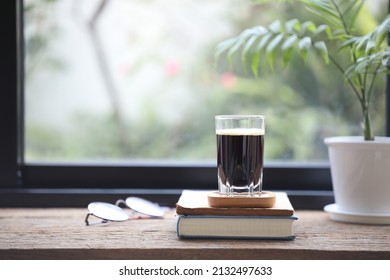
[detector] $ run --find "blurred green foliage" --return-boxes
[24,0,386,162]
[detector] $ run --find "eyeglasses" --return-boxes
[85,197,166,225]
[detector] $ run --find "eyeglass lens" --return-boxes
[85,197,165,225]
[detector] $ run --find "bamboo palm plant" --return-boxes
[216,0,390,140]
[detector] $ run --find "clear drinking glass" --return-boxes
[215,115,265,196]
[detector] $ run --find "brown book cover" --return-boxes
[176,190,294,216]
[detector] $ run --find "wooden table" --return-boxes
[0,209,389,259]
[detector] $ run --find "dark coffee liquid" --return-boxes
[217,133,264,193]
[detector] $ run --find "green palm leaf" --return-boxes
[214,0,387,140]
[282,34,298,65]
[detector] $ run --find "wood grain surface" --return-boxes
[207,191,276,208]
[0,208,389,259]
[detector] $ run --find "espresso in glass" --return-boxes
[215,116,265,196]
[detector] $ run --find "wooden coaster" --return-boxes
[207,191,276,208]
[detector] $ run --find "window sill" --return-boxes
[1,208,389,259]
[0,188,333,209]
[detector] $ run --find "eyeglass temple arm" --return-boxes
[85,213,109,226]
[85,213,92,226]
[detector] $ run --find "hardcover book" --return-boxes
[176,190,297,240]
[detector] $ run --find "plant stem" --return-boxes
[331,0,350,34]
[328,54,373,140]
[328,55,363,104]
[330,0,373,140]
[367,61,382,105]
[362,101,374,140]
[361,61,381,141]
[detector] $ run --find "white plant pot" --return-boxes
[324,136,390,224]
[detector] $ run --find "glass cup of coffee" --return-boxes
[215,115,265,196]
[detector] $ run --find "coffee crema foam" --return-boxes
[216,128,265,136]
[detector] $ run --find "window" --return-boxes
[24,0,388,162]
[1,0,389,208]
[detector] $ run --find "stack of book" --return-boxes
[176,190,297,240]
